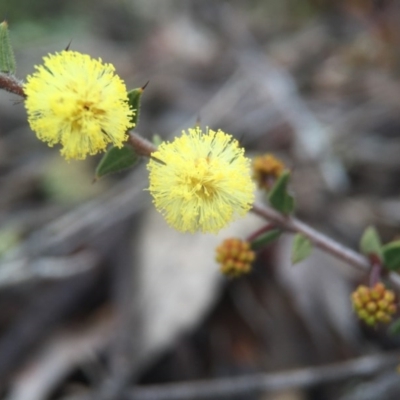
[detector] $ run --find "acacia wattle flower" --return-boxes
[24,50,134,160]
[147,127,255,233]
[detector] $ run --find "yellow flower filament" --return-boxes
[147,127,255,233]
[24,50,134,160]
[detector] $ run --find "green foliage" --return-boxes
[291,233,312,265]
[382,241,400,271]
[0,21,16,74]
[95,145,139,180]
[360,226,383,262]
[267,170,295,215]
[127,82,147,127]
[251,229,282,251]
[389,317,400,335]
[152,134,163,147]
[95,84,146,179]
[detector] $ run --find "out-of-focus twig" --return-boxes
[125,351,400,400]
[339,370,400,400]
[0,250,99,287]
[94,224,143,400]
[6,307,115,400]
[218,5,349,192]
[0,268,102,389]
[0,167,147,287]
[59,351,400,400]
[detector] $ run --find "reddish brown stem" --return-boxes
[251,201,370,272]
[127,131,156,157]
[369,254,383,287]
[246,223,276,243]
[0,73,25,98]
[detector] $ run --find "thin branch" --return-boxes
[126,351,400,400]
[127,131,156,157]
[251,202,369,272]
[0,250,98,287]
[246,223,276,243]
[0,72,25,97]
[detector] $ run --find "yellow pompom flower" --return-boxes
[24,51,134,160]
[147,127,255,233]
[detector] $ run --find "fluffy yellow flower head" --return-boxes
[147,127,255,233]
[24,51,134,160]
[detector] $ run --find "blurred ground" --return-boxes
[1,1,400,399]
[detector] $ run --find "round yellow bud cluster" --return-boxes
[351,283,397,326]
[252,154,285,190]
[215,238,255,277]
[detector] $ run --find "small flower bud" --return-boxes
[216,238,255,278]
[357,286,371,303]
[384,291,396,302]
[351,282,397,326]
[252,154,285,191]
[353,298,363,310]
[365,316,376,326]
[366,302,377,313]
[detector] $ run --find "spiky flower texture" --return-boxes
[147,127,255,233]
[24,51,133,160]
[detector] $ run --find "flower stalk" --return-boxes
[251,201,369,272]
[127,131,157,158]
[0,72,25,97]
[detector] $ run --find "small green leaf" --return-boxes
[251,229,282,251]
[360,226,383,262]
[382,240,400,271]
[95,145,139,180]
[291,233,312,265]
[268,170,295,214]
[127,81,148,127]
[0,21,16,74]
[389,318,400,335]
[152,134,163,147]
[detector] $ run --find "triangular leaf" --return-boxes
[95,145,139,180]
[383,240,400,271]
[127,82,148,127]
[291,233,312,265]
[0,21,16,74]
[251,229,282,251]
[268,170,295,214]
[360,226,383,263]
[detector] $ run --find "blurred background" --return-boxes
[1,0,400,399]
